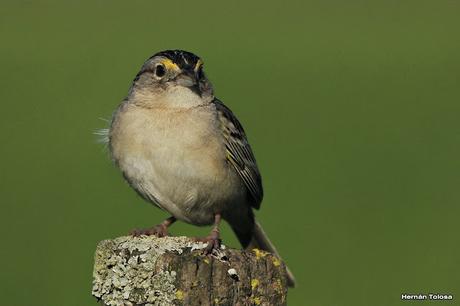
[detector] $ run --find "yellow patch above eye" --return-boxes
[161,58,180,71]
[194,59,203,71]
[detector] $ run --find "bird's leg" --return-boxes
[131,216,176,237]
[196,213,222,254]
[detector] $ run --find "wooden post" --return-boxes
[92,236,288,306]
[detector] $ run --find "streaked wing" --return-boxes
[213,99,263,208]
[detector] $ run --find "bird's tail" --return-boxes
[233,220,296,287]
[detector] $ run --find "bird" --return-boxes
[103,50,295,287]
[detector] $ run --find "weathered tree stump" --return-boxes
[92,236,288,306]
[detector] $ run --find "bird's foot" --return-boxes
[195,229,221,255]
[130,216,176,238]
[130,224,169,238]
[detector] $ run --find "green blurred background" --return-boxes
[1,0,459,305]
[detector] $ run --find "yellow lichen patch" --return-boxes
[204,258,210,264]
[214,298,220,304]
[251,296,261,305]
[273,278,283,294]
[175,290,184,300]
[272,257,281,267]
[251,278,259,290]
[252,248,268,259]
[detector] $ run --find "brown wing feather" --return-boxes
[213,99,263,208]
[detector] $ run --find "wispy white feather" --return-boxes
[94,128,109,144]
[94,117,110,145]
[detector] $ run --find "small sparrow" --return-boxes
[102,50,295,287]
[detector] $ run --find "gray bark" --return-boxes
[92,236,288,306]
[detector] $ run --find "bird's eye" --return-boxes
[155,64,166,77]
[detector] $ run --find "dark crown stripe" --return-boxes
[152,50,200,70]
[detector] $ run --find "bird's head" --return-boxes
[130,50,214,102]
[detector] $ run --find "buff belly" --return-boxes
[109,103,247,225]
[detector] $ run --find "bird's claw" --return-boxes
[130,224,169,238]
[194,229,221,255]
[204,237,222,255]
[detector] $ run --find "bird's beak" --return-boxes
[175,70,198,88]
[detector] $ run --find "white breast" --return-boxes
[109,99,244,225]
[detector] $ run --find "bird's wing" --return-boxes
[212,99,263,209]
